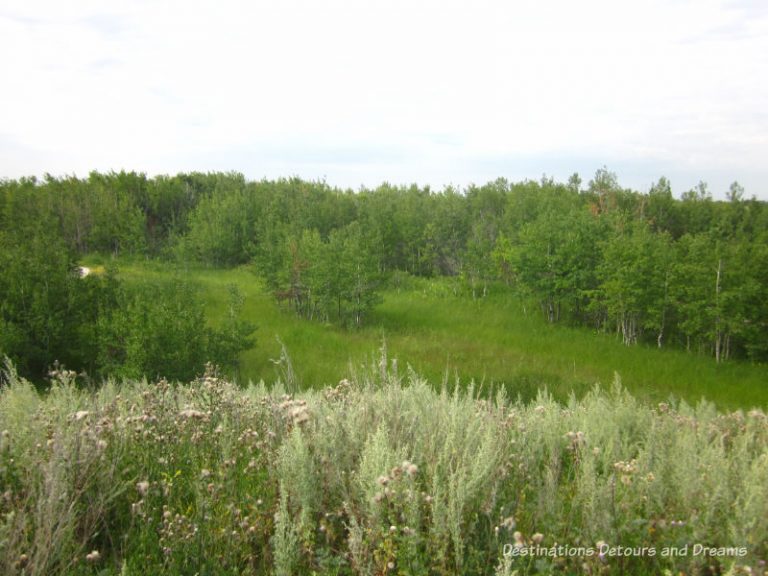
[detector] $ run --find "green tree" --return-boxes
[97,278,254,381]
[593,220,672,346]
[505,206,603,323]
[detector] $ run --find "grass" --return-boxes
[82,256,768,411]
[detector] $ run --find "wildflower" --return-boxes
[387,561,395,570]
[501,516,516,530]
[74,410,90,421]
[389,525,397,533]
[534,405,546,414]
[85,550,101,563]
[200,469,211,479]
[532,533,544,545]
[136,481,150,496]
[513,531,525,547]
[179,409,206,419]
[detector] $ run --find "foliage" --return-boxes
[97,278,255,382]
[0,222,253,383]
[2,169,767,359]
[0,226,116,379]
[0,364,766,575]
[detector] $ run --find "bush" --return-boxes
[97,278,254,382]
[0,362,765,575]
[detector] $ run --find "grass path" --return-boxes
[87,257,768,410]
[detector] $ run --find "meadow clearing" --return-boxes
[99,258,768,411]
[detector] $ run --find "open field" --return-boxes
[84,257,768,411]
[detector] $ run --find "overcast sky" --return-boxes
[1,0,767,198]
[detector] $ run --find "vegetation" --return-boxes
[89,260,764,411]
[0,362,765,575]
[1,168,767,574]
[0,235,253,383]
[2,170,767,380]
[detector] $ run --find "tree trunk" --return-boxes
[714,258,722,363]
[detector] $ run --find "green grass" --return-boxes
[83,256,768,410]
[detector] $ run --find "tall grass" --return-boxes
[1,360,766,575]
[84,258,768,410]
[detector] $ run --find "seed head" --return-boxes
[85,550,101,563]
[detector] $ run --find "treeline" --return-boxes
[2,170,767,362]
[0,175,254,382]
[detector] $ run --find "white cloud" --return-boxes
[1,0,766,197]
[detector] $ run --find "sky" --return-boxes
[1,0,767,199]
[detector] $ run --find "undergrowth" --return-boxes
[0,358,766,575]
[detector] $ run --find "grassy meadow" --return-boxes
[85,256,768,411]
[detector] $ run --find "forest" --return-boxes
[1,169,766,384]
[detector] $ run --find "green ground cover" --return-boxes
[83,257,768,411]
[1,366,766,575]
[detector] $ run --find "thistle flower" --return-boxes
[85,550,101,563]
[179,408,206,419]
[513,531,525,547]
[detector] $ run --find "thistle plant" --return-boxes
[0,361,766,575]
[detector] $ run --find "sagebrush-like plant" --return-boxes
[0,361,765,575]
